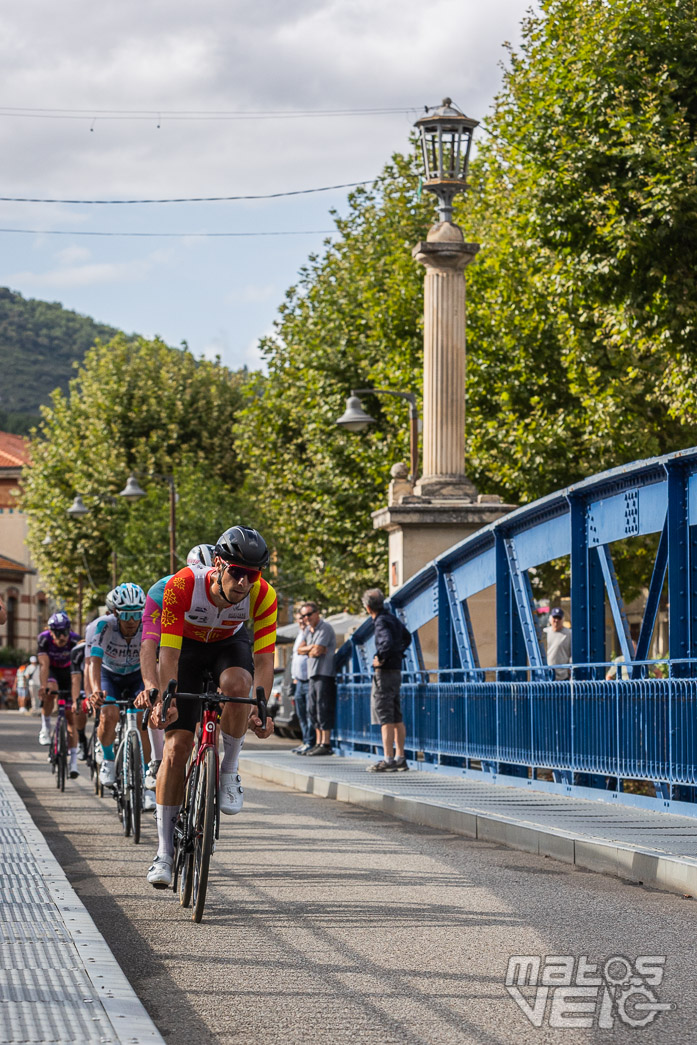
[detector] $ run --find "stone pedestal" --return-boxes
[373,485,514,668]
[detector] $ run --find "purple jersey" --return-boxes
[37,630,81,670]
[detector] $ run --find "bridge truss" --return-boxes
[335,447,697,813]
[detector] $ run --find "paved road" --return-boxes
[2,710,697,1044]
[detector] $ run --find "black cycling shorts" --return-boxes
[48,666,72,695]
[165,631,255,735]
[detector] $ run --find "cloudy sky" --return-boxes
[1,0,532,371]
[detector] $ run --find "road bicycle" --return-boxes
[83,701,104,797]
[158,677,267,923]
[48,689,72,791]
[111,691,151,844]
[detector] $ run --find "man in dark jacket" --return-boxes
[362,588,409,773]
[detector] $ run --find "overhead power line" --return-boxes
[0,180,371,205]
[0,227,335,238]
[0,105,417,122]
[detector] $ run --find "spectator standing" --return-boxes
[290,608,313,755]
[24,656,40,712]
[15,663,28,712]
[545,608,572,680]
[363,588,410,773]
[298,602,336,756]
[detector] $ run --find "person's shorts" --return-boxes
[307,675,336,731]
[102,667,143,704]
[166,632,255,735]
[49,666,72,695]
[370,669,403,726]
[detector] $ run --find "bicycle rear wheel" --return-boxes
[57,719,68,792]
[176,765,197,908]
[192,746,216,923]
[127,731,143,844]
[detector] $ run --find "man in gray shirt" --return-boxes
[544,607,572,680]
[298,601,336,755]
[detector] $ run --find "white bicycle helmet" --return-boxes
[107,582,146,613]
[186,543,215,568]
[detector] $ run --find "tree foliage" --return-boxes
[0,287,121,433]
[463,0,697,503]
[21,336,246,614]
[235,154,434,610]
[238,0,697,609]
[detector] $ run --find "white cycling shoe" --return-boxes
[99,760,116,787]
[143,789,156,812]
[38,727,50,746]
[147,854,173,889]
[144,760,160,790]
[219,771,244,815]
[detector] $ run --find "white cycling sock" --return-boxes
[69,747,78,771]
[148,726,164,761]
[155,804,179,859]
[41,714,51,730]
[220,732,245,774]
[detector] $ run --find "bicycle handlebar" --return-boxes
[160,679,268,730]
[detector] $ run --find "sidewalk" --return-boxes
[0,762,164,1045]
[240,749,697,898]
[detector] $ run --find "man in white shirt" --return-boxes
[290,609,312,754]
[544,608,572,680]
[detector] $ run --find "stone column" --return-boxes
[412,221,479,499]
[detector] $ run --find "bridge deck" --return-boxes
[240,749,697,897]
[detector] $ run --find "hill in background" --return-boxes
[0,287,125,434]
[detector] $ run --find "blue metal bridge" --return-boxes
[335,447,697,814]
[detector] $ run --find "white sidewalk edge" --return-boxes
[241,755,697,899]
[0,762,166,1045]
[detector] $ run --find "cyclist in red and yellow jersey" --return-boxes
[148,526,276,887]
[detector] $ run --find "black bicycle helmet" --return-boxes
[214,526,270,569]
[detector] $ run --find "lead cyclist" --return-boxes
[147,526,276,888]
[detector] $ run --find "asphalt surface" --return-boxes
[1,709,697,1045]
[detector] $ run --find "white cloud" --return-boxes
[4,247,174,288]
[55,244,92,265]
[225,283,276,305]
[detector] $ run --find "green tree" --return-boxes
[463,0,697,503]
[235,153,434,610]
[21,335,246,614]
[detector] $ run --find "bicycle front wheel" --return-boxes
[57,720,68,792]
[192,746,216,923]
[127,731,143,844]
[115,749,130,836]
[177,765,198,908]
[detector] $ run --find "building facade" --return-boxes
[0,432,47,654]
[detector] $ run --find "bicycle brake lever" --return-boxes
[255,685,267,730]
[142,687,159,728]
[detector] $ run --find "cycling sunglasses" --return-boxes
[50,627,69,636]
[221,563,261,583]
[117,610,143,621]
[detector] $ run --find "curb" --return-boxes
[241,756,697,898]
[0,763,166,1045]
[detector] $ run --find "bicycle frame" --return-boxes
[112,694,147,841]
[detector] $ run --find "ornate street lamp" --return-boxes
[414,98,479,223]
[336,388,419,483]
[66,494,89,518]
[119,472,177,574]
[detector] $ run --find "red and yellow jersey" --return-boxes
[159,563,277,654]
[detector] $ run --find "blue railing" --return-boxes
[334,448,697,814]
[335,661,697,811]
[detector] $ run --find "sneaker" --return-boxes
[18,706,27,714]
[367,759,395,773]
[70,770,79,779]
[147,854,173,889]
[393,756,409,772]
[143,789,156,812]
[219,771,244,815]
[144,760,161,790]
[78,743,88,762]
[99,760,116,787]
[305,744,333,756]
[293,743,312,755]
[38,727,51,746]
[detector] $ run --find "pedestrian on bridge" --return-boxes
[363,588,411,773]
[298,602,336,756]
[544,607,572,680]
